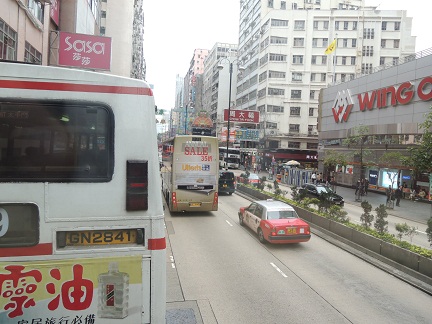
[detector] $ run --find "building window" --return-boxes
[288,142,301,148]
[311,56,317,64]
[294,20,305,30]
[281,1,286,10]
[271,19,288,27]
[267,122,277,129]
[395,21,401,31]
[341,56,347,65]
[289,124,300,133]
[310,90,315,99]
[293,38,304,47]
[344,21,349,30]
[307,143,318,149]
[267,105,284,112]
[292,55,303,64]
[312,38,318,47]
[268,0,274,8]
[361,63,373,74]
[335,21,340,30]
[320,73,326,82]
[309,108,314,117]
[24,41,42,64]
[323,38,328,48]
[353,21,358,30]
[0,19,17,60]
[268,88,284,96]
[381,39,386,48]
[351,57,356,65]
[269,53,286,62]
[291,90,302,99]
[380,57,385,65]
[352,39,357,47]
[100,26,106,36]
[310,73,316,81]
[313,21,318,30]
[382,21,387,31]
[101,10,106,18]
[271,36,288,44]
[259,71,268,82]
[292,72,303,81]
[394,40,400,48]
[363,28,375,39]
[290,107,301,116]
[323,21,329,30]
[342,39,348,47]
[28,0,44,22]
[362,46,374,57]
[321,56,327,65]
[269,70,286,78]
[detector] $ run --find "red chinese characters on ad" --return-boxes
[0,264,93,319]
[59,32,112,71]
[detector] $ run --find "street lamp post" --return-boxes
[217,58,245,168]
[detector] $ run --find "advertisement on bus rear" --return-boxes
[0,255,145,323]
[174,139,218,187]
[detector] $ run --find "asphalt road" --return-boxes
[165,192,432,324]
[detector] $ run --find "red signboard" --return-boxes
[59,32,112,71]
[50,0,60,26]
[223,109,260,123]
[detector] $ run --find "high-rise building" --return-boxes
[203,43,239,137]
[234,0,415,167]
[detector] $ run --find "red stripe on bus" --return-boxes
[148,237,166,250]
[0,243,52,257]
[0,80,153,96]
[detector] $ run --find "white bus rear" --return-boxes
[0,62,165,323]
[162,135,219,212]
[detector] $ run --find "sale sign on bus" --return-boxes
[0,256,142,323]
[59,32,112,71]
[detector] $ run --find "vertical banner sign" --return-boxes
[59,32,112,71]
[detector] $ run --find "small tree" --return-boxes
[266,183,273,191]
[327,205,349,223]
[290,186,304,203]
[395,223,409,241]
[426,217,432,247]
[374,204,388,235]
[360,200,374,229]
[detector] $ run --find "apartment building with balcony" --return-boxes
[235,0,415,166]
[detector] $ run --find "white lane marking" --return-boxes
[170,255,176,268]
[270,262,287,278]
[225,220,233,227]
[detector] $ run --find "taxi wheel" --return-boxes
[258,228,266,244]
[238,214,244,226]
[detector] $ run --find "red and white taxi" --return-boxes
[238,199,311,244]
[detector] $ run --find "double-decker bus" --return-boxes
[219,147,241,169]
[0,62,165,323]
[162,136,219,212]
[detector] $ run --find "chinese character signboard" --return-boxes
[235,128,259,141]
[223,109,260,123]
[59,32,112,71]
[50,0,60,26]
[0,256,143,323]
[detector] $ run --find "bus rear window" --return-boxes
[0,101,113,182]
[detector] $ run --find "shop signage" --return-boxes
[332,76,432,123]
[59,32,112,71]
[223,109,259,123]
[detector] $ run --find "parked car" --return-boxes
[299,183,344,206]
[218,171,236,195]
[238,199,311,244]
[237,172,260,187]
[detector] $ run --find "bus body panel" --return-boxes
[0,62,165,323]
[162,135,219,212]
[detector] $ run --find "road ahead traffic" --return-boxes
[165,192,432,324]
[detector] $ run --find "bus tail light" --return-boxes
[212,192,218,209]
[126,160,148,211]
[172,192,177,209]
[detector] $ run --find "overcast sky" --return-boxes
[143,0,431,110]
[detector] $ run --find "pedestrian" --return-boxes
[402,182,408,198]
[311,172,316,184]
[395,185,402,206]
[364,178,369,196]
[355,179,361,195]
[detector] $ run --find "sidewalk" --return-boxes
[234,169,432,225]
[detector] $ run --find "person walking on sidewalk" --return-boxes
[395,185,403,207]
[386,185,392,203]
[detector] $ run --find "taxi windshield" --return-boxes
[267,210,298,220]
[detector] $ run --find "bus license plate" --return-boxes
[189,202,201,207]
[64,229,140,246]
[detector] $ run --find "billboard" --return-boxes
[223,109,259,123]
[59,32,112,71]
